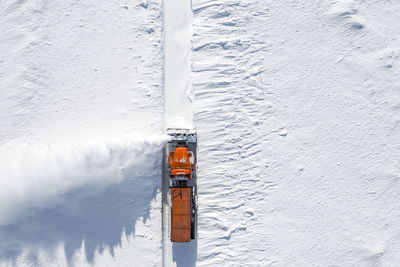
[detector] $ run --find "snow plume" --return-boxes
[0,135,167,226]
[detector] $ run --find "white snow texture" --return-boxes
[1,0,400,266]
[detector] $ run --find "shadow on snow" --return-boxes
[0,156,161,264]
[172,239,198,267]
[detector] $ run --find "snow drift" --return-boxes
[0,136,166,226]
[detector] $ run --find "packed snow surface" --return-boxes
[1,0,400,266]
[163,0,194,128]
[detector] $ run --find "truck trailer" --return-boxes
[166,128,197,242]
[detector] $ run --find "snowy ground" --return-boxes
[193,0,400,265]
[0,0,164,266]
[1,0,400,266]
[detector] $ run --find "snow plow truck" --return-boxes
[166,128,197,242]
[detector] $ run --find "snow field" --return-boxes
[0,0,163,145]
[0,0,165,265]
[1,0,400,266]
[193,0,400,265]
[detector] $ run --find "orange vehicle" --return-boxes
[167,129,197,242]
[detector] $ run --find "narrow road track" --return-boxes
[162,0,196,266]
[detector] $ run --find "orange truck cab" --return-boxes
[169,147,194,177]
